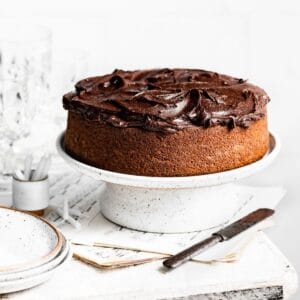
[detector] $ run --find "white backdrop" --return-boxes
[1,0,300,298]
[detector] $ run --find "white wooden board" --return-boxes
[2,232,297,299]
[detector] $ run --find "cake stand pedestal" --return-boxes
[56,132,279,233]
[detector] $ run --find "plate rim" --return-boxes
[0,238,70,283]
[56,131,280,188]
[0,244,72,294]
[0,206,63,274]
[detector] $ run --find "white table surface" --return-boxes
[2,232,297,299]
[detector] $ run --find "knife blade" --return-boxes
[162,208,274,269]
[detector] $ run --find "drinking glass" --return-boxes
[0,23,52,110]
[0,79,32,181]
[51,48,89,129]
[0,23,51,183]
[51,48,89,98]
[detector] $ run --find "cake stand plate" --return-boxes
[56,132,280,233]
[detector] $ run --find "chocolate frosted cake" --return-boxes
[63,68,270,176]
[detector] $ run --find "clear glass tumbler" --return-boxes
[0,79,33,181]
[0,23,52,111]
[51,48,89,129]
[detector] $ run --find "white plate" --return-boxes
[0,246,72,294]
[57,131,280,189]
[0,207,63,273]
[0,236,69,282]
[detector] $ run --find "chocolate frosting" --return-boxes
[63,68,270,133]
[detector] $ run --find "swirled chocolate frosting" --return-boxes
[63,68,270,133]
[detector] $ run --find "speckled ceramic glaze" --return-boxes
[0,207,63,273]
[0,244,72,294]
[0,235,69,281]
[57,132,280,233]
[0,208,71,294]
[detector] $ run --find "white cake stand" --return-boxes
[56,132,280,233]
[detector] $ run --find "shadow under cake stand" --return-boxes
[57,132,280,233]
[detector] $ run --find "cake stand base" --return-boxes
[57,132,279,233]
[101,183,241,232]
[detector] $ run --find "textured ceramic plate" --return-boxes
[0,245,72,294]
[0,234,69,282]
[0,207,63,273]
[57,131,280,188]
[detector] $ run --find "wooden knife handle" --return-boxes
[163,235,222,269]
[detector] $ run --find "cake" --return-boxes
[63,68,270,177]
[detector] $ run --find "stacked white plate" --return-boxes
[0,206,71,294]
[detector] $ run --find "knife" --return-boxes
[162,208,274,269]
